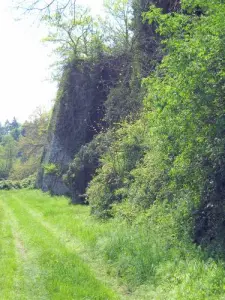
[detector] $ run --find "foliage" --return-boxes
[87,120,148,217]
[41,4,105,73]
[43,163,60,175]
[87,0,225,253]
[0,109,49,182]
[142,0,225,247]
[65,130,116,203]
[0,135,18,179]
[18,107,49,160]
[0,118,22,179]
[0,118,21,142]
[0,175,36,190]
[101,0,133,54]
[9,156,40,181]
[9,108,49,181]
[40,0,134,78]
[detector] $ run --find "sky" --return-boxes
[0,0,103,124]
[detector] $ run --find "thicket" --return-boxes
[87,120,149,217]
[0,175,36,190]
[87,0,225,253]
[96,204,225,299]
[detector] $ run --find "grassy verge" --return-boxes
[1,190,225,299]
[0,190,119,300]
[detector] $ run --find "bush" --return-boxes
[87,120,148,216]
[65,131,116,203]
[9,157,40,180]
[89,199,225,299]
[43,163,60,175]
[87,0,225,254]
[0,175,36,190]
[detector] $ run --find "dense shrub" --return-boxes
[43,163,60,175]
[87,0,225,253]
[142,0,225,249]
[91,199,225,299]
[104,78,143,126]
[65,131,116,203]
[9,157,40,180]
[87,120,148,217]
[0,175,36,190]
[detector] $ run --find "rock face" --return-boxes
[37,0,180,197]
[37,58,123,195]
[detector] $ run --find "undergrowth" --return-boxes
[96,200,225,299]
[0,175,36,190]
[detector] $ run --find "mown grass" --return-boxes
[1,189,225,299]
[0,200,18,299]
[0,190,119,300]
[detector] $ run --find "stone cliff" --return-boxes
[37,57,123,195]
[37,0,179,198]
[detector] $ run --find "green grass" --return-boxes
[1,189,225,299]
[0,200,19,299]
[0,190,119,300]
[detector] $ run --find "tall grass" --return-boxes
[96,200,225,299]
[1,190,225,299]
[98,219,225,299]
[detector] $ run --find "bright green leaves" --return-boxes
[41,0,134,78]
[41,4,97,68]
[88,0,225,230]
[103,0,133,53]
[87,120,148,217]
[142,0,225,229]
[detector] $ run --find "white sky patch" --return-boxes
[0,0,103,124]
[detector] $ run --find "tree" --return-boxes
[0,118,21,141]
[0,123,5,143]
[0,135,17,179]
[4,120,11,135]
[19,107,49,159]
[15,0,133,63]
[15,0,77,18]
[9,107,50,180]
[10,117,21,141]
[41,3,105,69]
[100,0,133,54]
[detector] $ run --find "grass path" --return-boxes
[0,190,121,300]
[2,190,225,300]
